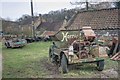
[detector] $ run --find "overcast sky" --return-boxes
[1,0,75,21]
[0,0,118,21]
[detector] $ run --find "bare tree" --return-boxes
[70,0,114,10]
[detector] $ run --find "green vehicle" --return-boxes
[49,27,108,73]
[5,38,27,48]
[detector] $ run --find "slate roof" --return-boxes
[41,31,56,37]
[65,8,120,30]
[36,21,63,31]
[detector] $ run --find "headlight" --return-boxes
[69,45,74,55]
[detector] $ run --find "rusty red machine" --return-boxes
[49,26,108,73]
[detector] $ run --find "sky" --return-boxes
[0,0,118,21]
[1,0,76,21]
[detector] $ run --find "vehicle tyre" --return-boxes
[5,42,10,48]
[5,43,8,48]
[49,48,52,61]
[97,60,104,71]
[5,42,8,48]
[61,54,68,73]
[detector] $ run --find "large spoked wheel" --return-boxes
[61,54,68,73]
[97,60,104,71]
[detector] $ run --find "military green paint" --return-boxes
[55,30,82,48]
[55,30,80,42]
[69,58,104,64]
